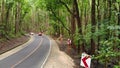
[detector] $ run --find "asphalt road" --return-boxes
[0,35,50,68]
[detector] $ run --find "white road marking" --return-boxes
[0,36,34,60]
[41,35,52,68]
[11,37,43,68]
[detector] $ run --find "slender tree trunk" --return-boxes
[118,3,120,39]
[0,1,1,24]
[106,0,112,40]
[71,0,76,49]
[15,2,19,34]
[103,0,108,20]
[118,2,120,60]
[5,7,11,35]
[118,3,120,62]
[71,1,76,35]
[103,0,110,40]
[18,3,21,33]
[97,0,101,52]
[96,0,101,66]
[1,0,4,24]
[108,0,112,21]
[74,0,84,54]
[84,7,88,29]
[1,0,5,37]
[91,0,96,55]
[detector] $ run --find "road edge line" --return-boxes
[11,37,43,68]
[41,35,52,68]
[0,35,34,60]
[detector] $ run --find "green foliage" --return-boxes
[114,65,120,68]
[94,39,119,65]
[73,29,81,46]
[82,24,92,48]
[93,23,120,65]
[5,0,14,9]
[116,0,120,2]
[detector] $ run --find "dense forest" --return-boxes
[0,0,120,68]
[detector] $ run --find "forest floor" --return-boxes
[0,35,29,55]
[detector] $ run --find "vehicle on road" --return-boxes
[38,32,42,36]
[30,32,34,35]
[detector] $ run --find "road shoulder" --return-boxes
[44,38,75,68]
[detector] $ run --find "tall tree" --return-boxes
[70,0,76,49]
[74,0,83,53]
[118,2,120,39]
[108,0,112,20]
[5,1,14,35]
[97,0,101,51]
[91,0,96,54]
[1,0,5,37]
[60,0,84,53]
[15,1,21,34]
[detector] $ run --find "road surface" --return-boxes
[0,35,51,68]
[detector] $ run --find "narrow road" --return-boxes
[0,35,51,68]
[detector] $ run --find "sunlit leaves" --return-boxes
[116,0,120,2]
[107,25,120,30]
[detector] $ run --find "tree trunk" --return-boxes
[106,0,112,40]
[0,0,2,24]
[71,1,76,35]
[108,0,112,21]
[91,0,96,55]
[1,0,4,24]
[15,2,19,34]
[74,0,84,54]
[18,3,21,33]
[1,0,5,37]
[97,0,101,52]
[5,7,11,35]
[71,0,76,49]
[118,3,120,39]
[96,0,101,66]
[103,0,107,19]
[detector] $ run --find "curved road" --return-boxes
[0,35,51,68]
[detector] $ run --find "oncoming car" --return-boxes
[30,32,34,35]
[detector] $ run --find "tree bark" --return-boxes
[91,0,96,55]
[74,0,84,54]
[15,2,19,34]
[5,9,9,35]
[1,0,4,24]
[97,0,101,52]
[118,3,120,39]
[108,0,112,20]
[71,0,76,49]
[103,0,107,19]
[59,0,74,15]
[18,3,21,33]
[1,0,5,37]
[71,1,76,35]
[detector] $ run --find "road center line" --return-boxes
[11,37,43,68]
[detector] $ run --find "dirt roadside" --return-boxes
[44,39,75,68]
